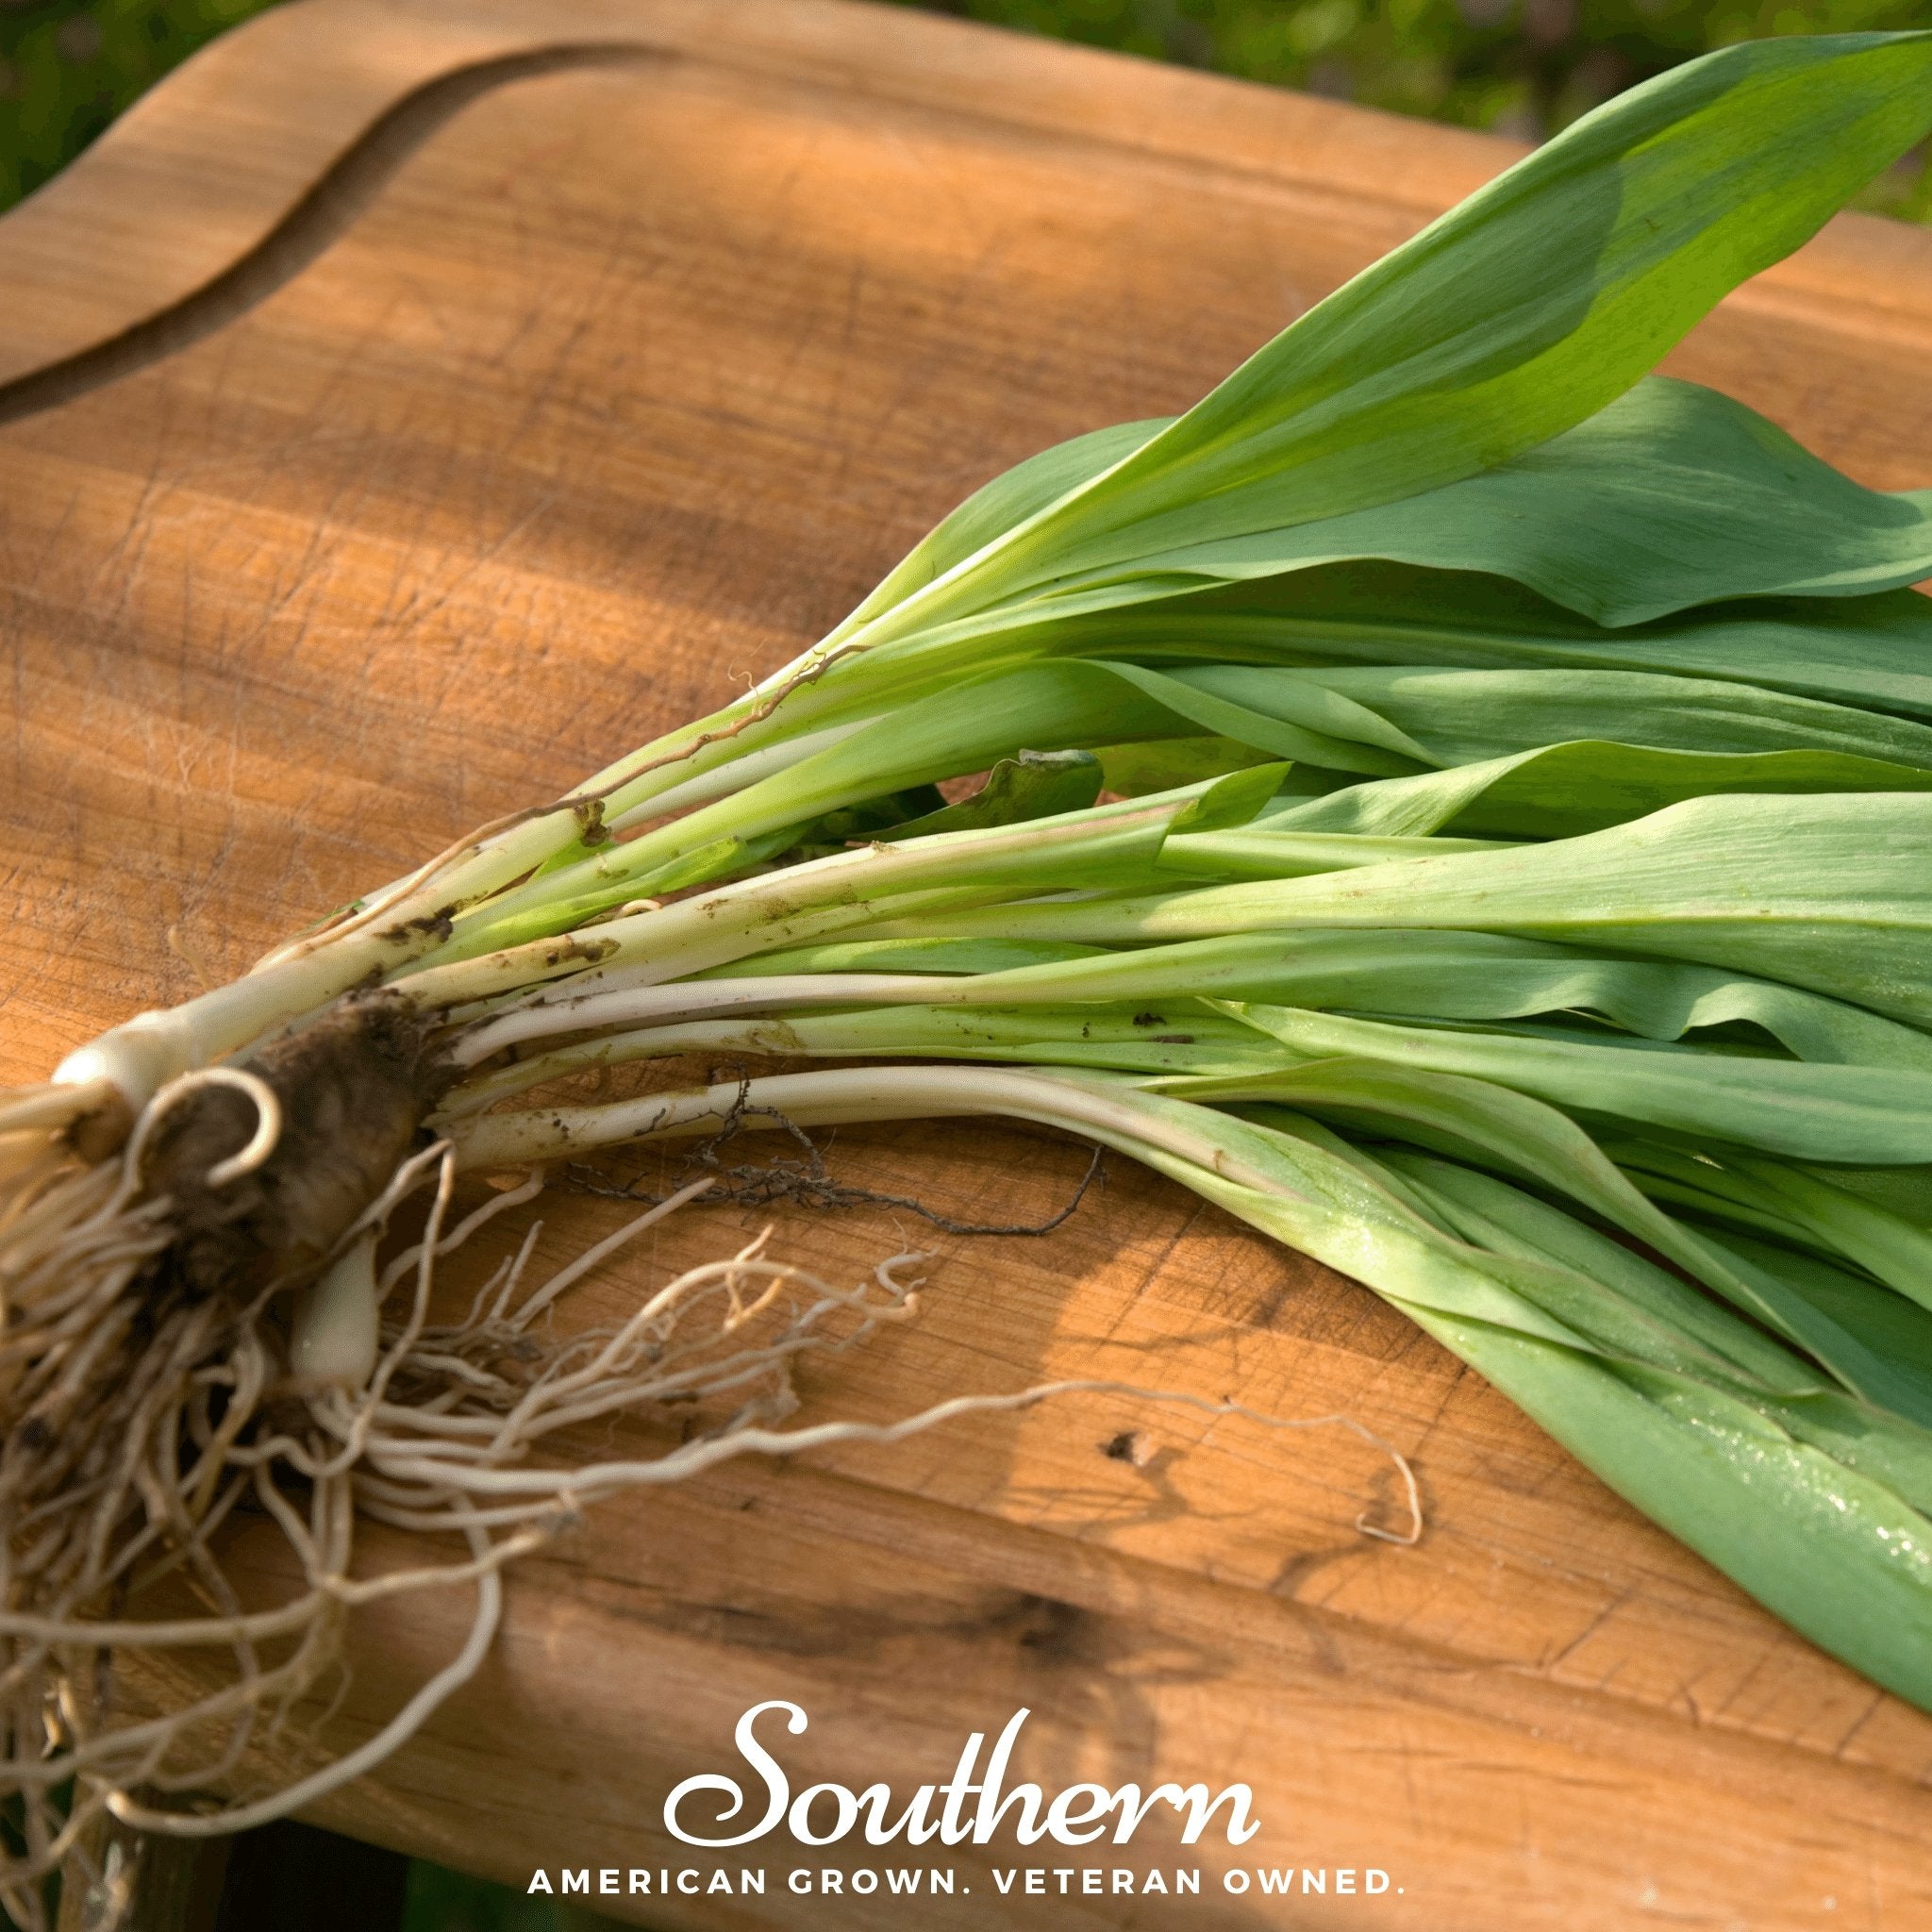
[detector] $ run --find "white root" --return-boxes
[0,1069,1419,1929]
[140,1067,284,1189]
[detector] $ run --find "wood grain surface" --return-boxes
[4,2,1931,1924]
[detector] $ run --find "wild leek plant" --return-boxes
[5,28,1932,1915]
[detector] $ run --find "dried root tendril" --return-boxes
[568,1084,1108,1237]
[131,1068,285,1191]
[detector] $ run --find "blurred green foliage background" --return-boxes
[0,0,268,206]
[926,0,1932,218]
[2,0,1929,215]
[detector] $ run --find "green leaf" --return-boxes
[1261,738,1932,839]
[1159,826,1519,879]
[1223,1003,1932,1163]
[1155,1057,1932,1423]
[846,33,1932,648]
[839,420,1165,633]
[1374,377,1932,624]
[880,752,1103,841]
[1615,1141,1932,1320]
[1095,660,1431,774]
[1372,1144,1810,1386]
[920,927,1932,1073]
[1038,563,1932,724]
[1224,663,1932,774]
[1097,736,1276,796]
[1169,762,1298,835]
[1002,379,1932,630]
[1412,1310,1932,1713]
[938,793,1932,1024]
[1110,1103,1932,1711]
[1700,1227,1932,1383]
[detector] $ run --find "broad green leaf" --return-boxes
[1373,1145,1811,1386]
[915,927,1932,1071]
[1226,665,1932,773]
[840,420,1166,633]
[1008,566,1932,725]
[1159,827,1519,879]
[1155,1057,1932,1421]
[1096,660,1429,774]
[1260,739,1932,838]
[841,33,1932,650]
[1098,736,1276,796]
[1798,1161,1932,1229]
[1114,1108,1932,1709]
[1398,377,1932,622]
[1615,1141,1932,1318]
[575,555,1932,866]
[1676,1230,1932,1418]
[1092,1085,1639,1355]
[916,794,1932,1024]
[1407,1309,1932,1711]
[881,752,1102,841]
[1224,1003,1932,1163]
[1700,1227,1932,1380]
[1011,379,1932,629]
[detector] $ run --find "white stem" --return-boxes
[289,1237,381,1391]
[53,936,408,1119]
[449,972,956,1068]
[398,785,1193,1011]
[448,1063,1288,1196]
[605,716,873,832]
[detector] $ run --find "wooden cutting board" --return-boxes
[5,2,1932,1924]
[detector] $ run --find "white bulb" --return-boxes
[290,1237,380,1390]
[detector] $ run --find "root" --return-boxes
[0,1121,942,1924]
[0,1073,1419,1929]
